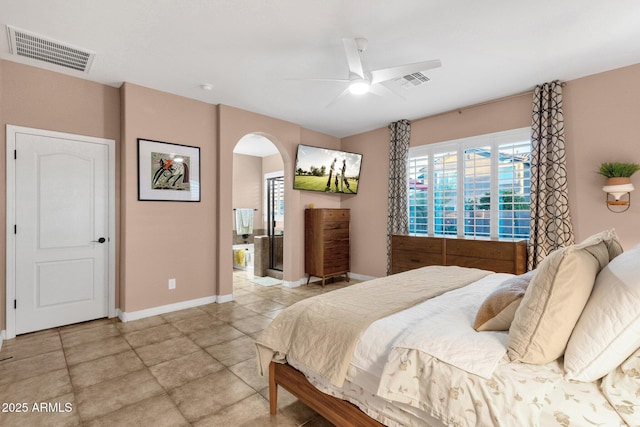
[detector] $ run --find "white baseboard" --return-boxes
[115,273,379,323]
[117,295,218,322]
[283,279,303,288]
[216,293,234,304]
[0,329,5,350]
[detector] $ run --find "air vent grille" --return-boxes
[395,72,431,88]
[7,26,94,73]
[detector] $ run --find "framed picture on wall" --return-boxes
[137,138,201,202]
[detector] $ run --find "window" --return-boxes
[408,128,531,240]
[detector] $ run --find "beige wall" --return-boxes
[563,65,640,249]
[410,94,532,146]
[231,152,285,234]
[0,60,121,331]
[217,106,341,296]
[263,153,284,174]
[3,57,638,331]
[343,63,640,278]
[120,83,218,312]
[233,153,263,231]
[0,61,341,333]
[341,127,390,277]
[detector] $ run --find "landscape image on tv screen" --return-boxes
[293,144,362,194]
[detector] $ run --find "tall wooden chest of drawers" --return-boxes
[305,208,350,286]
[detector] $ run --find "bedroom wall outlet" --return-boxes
[168,278,176,290]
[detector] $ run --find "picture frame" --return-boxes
[137,138,201,202]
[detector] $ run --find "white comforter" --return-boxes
[353,273,512,380]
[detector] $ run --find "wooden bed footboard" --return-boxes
[269,361,385,426]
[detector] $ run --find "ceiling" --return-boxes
[234,133,278,157]
[1,0,639,140]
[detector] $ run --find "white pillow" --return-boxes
[564,244,640,382]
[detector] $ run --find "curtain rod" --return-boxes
[233,208,258,211]
[428,81,566,118]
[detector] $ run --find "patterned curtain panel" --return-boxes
[528,81,574,269]
[387,119,411,275]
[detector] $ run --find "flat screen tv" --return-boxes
[293,144,363,194]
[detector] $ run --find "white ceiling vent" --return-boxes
[394,72,431,88]
[7,25,95,73]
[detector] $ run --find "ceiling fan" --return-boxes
[307,38,442,106]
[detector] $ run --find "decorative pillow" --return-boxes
[473,270,536,331]
[507,231,615,364]
[578,228,624,263]
[564,245,640,381]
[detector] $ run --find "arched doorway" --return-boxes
[231,133,286,292]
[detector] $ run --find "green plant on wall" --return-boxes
[598,162,640,178]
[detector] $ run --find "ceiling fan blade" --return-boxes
[326,87,351,108]
[369,83,405,100]
[342,38,365,79]
[370,59,441,84]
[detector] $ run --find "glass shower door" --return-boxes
[266,176,284,271]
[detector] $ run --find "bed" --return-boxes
[256,231,640,426]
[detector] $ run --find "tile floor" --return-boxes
[0,271,357,426]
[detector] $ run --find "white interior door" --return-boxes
[9,128,113,335]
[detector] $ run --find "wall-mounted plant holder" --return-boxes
[603,177,634,213]
[598,162,639,213]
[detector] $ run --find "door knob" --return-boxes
[91,237,106,243]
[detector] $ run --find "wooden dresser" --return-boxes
[305,208,350,286]
[391,235,527,275]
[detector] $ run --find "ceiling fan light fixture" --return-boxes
[349,79,370,95]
